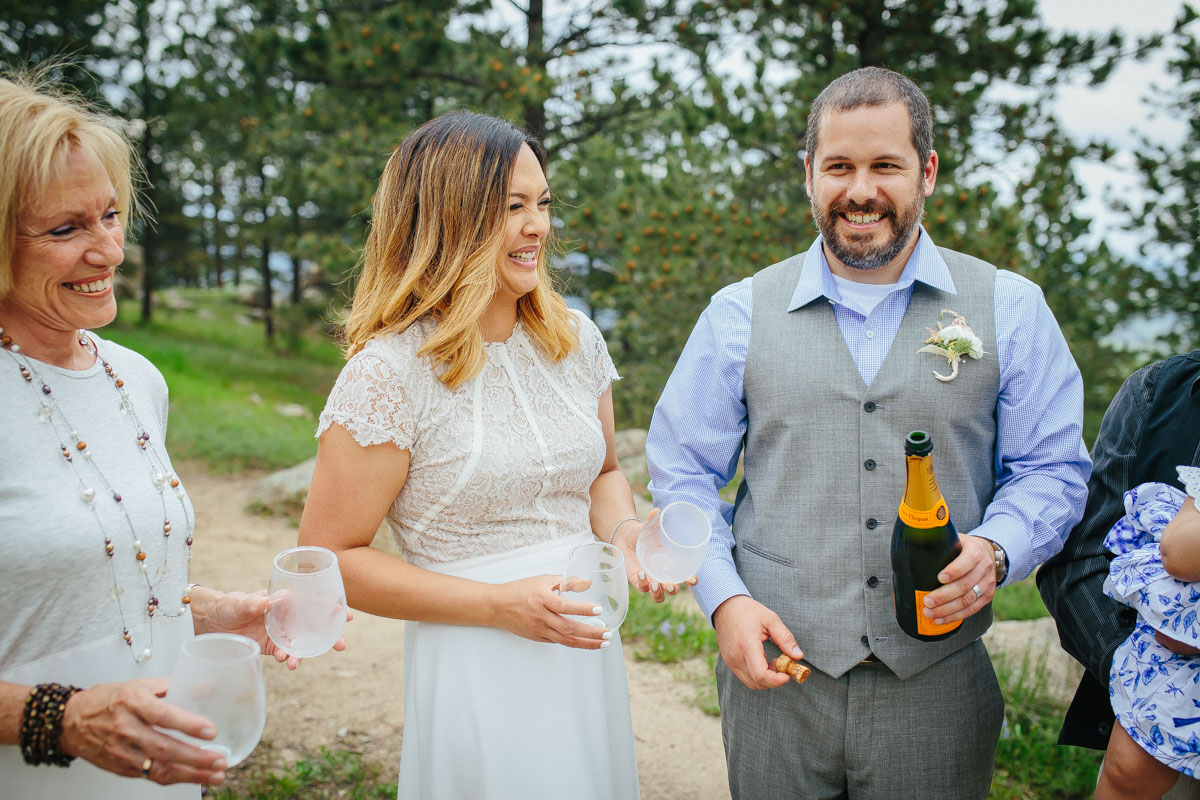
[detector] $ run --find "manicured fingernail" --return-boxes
[600,640,611,648]
[591,605,603,615]
[602,631,613,640]
[650,582,659,592]
[638,572,645,581]
[666,584,677,594]
[200,726,217,738]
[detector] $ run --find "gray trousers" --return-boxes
[716,639,1005,800]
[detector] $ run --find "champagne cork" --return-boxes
[774,654,811,684]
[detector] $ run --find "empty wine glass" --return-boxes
[164,633,266,766]
[266,546,347,659]
[635,501,712,584]
[561,541,629,631]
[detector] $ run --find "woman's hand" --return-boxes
[58,678,227,785]
[193,587,351,669]
[613,510,697,603]
[490,575,613,650]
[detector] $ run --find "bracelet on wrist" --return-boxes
[608,516,642,544]
[19,682,83,767]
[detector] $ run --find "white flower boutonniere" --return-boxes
[917,309,984,382]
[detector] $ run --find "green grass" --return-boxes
[103,289,344,472]
[210,747,393,800]
[994,575,1049,621]
[990,653,1103,799]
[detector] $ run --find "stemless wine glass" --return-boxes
[561,541,629,631]
[635,500,712,584]
[265,545,347,659]
[164,633,265,766]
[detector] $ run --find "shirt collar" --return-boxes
[786,226,956,312]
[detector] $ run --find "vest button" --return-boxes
[864,459,876,470]
[867,575,879,588]
[860,634,870,647]
[864,401,877,412]
[866,518,878,529]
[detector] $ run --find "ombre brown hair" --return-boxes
[0,68,139,300]
[344,111,577,388]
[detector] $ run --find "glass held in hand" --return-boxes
[266,545,348,659]
[164,633,266,767]
[635,501,712,584]
[561,541,629,631]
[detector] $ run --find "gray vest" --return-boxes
[735,247,1001,680]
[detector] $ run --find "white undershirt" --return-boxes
[830,273,902,316]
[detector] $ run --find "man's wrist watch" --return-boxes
[985,539,1008,585]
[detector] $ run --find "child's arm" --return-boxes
[1159,495,1200,581]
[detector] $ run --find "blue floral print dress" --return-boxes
[1106,466,1200,776]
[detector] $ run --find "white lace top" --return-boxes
[317,309,619,566]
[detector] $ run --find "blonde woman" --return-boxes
[299,112,665,798]
[0,72,340,797]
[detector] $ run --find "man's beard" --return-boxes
[813,187,925,271]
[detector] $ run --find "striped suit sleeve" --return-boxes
[1036,362,1160,682]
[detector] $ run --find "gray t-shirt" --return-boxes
[0,331,194,679]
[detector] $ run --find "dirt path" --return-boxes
[182,464,733,800]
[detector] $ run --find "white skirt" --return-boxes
[396,532,640,800]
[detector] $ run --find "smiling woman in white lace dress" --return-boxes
[297,112,672,799]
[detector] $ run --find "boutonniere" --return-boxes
[917,309,984,382]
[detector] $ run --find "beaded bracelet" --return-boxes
[19,683,83,767]
[608,516,642,544]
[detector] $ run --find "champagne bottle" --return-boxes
[891,430,962,641]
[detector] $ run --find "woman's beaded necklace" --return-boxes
[0,326,193,664]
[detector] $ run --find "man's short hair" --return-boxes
[805,67,933,167]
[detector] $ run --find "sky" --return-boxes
[1041,0,1190,255]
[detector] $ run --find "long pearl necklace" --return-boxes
[0,326,193,664]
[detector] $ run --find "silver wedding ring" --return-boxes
[141,757,153,778]
[971,584,982,601]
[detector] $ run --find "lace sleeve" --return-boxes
[316,352,415,449]
[574,311,620,399]
[1179,466,1200,500]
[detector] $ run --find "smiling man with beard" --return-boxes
[646,67,1091,799]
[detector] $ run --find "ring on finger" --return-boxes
[971,584,982,601]
[141,757,153,778]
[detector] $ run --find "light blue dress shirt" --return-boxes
[646,228,1092,621]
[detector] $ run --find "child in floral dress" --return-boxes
[1096,466,1200,799]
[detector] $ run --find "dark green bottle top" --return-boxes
[904,430,932,456]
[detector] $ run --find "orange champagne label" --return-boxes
[898,499,949,528]
[914,590,963,636]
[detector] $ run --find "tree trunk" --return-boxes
[523,0,547,144]
[135,0,155,324]
[290,207,302,305]
[261,236,274,343]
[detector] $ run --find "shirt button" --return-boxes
[867,576,879,588]
[866,518,878,529]
[861,634,870,647]
[864,459,876,470]
[864,401,877,412]
[865,330,875,339]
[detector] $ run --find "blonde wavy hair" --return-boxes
[0,68,138,300]
[344,111,576,388]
